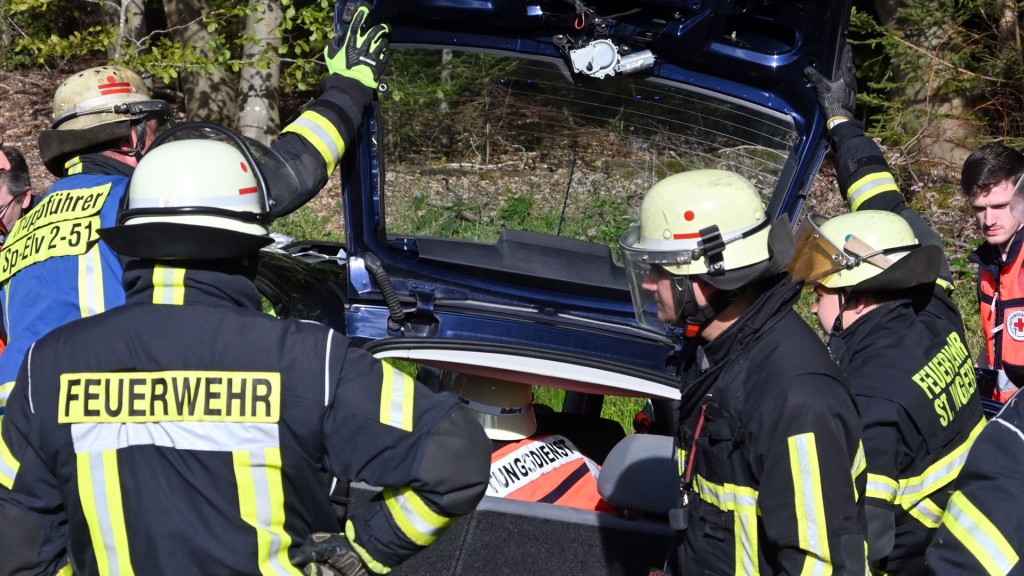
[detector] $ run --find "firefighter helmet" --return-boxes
[790,210,940,292]
[1011,172,1024,224]
[439,371,537,441]
[98,123,298,260]
[50,66,168,131]
[619,169,785,329]
[38,66,172,175]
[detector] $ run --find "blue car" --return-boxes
[260,0,853,573]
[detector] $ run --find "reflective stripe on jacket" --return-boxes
[674,277,868,575]
[0,264,491,575]
[926,396,1024,575]
[828,121,986,574]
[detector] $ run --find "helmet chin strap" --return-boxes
[829,288,850,336]
[672,276,737,339]
[106,120,148,165]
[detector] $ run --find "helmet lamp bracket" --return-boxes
[51,100,171,130]
[699,225,726,276]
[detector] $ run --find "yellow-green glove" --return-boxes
[325,2,390,89]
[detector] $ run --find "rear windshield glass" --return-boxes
[379,48,797,253]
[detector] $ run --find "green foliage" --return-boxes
[849,1,1024,145]
[269,204,342,242]
[533,386,564,410]
[554,192,634,251]
[599,396,645,434]
[948,253,983,358]
[533,386,643,433]
[379,51,520,163]
[0,0,332,93]
[497,190,534,227]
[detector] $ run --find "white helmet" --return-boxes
[99,123,297,260]
[790,210,939,292]
[38,66,172,176]
[439,371,537,442]
[618,169,777,329]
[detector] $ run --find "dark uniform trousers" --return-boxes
[0,262,491,575]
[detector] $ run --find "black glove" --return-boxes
[804,43,857,129]
[290,532,370,576]
[324,2,390,89]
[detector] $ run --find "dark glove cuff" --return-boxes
[321,75,375,112]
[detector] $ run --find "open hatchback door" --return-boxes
[259,0,854,573]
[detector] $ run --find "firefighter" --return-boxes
[0,123,491,576]
[439,370,615,513]
[798,45,986,575]
[619,169,868,574]
[924,396,1023,574]
[792,210,984,574]
[0,1,389,416]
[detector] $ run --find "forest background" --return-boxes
[0,0,1020,367]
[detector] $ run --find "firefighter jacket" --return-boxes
[674,274,869,576]
[0,75,374,416]
[924,394,1024,575]
[827,120,986,575]
[969,229,1024,402]
[0,260,491,576]
[487,433,614,513]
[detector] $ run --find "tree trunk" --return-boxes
[237,0,282,144]
[437,49,452,154]
[163,0,237,124]
[994,0,1019,52]
[0,0,12,67]
[102,0,145,61]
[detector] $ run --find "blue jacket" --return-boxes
[0,164,130,411]
[0,74,373,415]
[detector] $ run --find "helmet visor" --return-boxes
[147,122,299,220]
[619,226,683,332]
[1012,173,1024,224]
[788,213,852,286]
